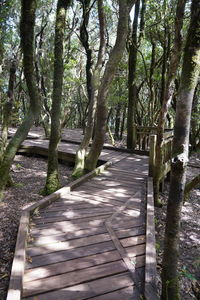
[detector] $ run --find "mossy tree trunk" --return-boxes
[0,0,42,200]
[154,0,186,206]
[0,60,16,162]
[161,1,200,298]
[127,0,140,150]
[44,0,71,195]
[72,0,106,178]
[85,0,136,171]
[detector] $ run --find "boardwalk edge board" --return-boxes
[144,177,159,300]
[6,160,112,300]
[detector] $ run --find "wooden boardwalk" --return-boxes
[7,135,158,300]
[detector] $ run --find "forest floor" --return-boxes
[0,154,73,300]
[155,153,200,299]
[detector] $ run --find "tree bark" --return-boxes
[127,0,140,150]
[72,0,106,178]
[85,0,136,171]
[0,60,16,162]
[154,0,186,205]
[0,0,42,200]
[114,102,122,140]
[161,1,200,298]
[120,103,127,140]
[44,0,71,195]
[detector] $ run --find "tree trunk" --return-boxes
[154,0,186,205]
[114,102,122,140]
[149,38,156,125]
[161,1,200,298]
[127,0,140,150]
[43,0,71,195]
[120,103,127,140]
[0,0,42,200]
[85,0,135,171]
[72,0,106,178]
[0,60,16,162]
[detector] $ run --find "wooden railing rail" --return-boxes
[149,131,173,177]
[135,126,173,152]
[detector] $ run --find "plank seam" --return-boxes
[105,191,144,298]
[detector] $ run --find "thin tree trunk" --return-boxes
[72,0,106,178]
[127,0,140,149]
[85,0,135,171]
[120,103,127,140]
[114,102,122,140]
[43,0,71,195]
[161,1,200,298]
[154,0,186,205]
[149,38,156,125]
[0,0,42,200]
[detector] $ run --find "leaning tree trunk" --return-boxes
[127,0,140,150]
[154,0,186,206]
[0,0,42,200]
[85,0,135,171]
[161,1,200,298]
[43,0,71,195]
[72,0,106,178]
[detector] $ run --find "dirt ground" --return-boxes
[155,155,200,299]
[0,154,73,300]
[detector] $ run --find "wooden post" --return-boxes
[149,134,157,177]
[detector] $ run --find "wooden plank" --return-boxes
[30,214,110,229]
[86,180,143,190]
[39,203,109,213]
[109,167,148,176]
[24,160,113,214]
[38,206,111,218]
[93,175,145,185]
[24,254,144,284]
[75,185,140,198]
[31,225,145,247]
[27,234,146,258]
[27,232,112,256]
[144,177,159,299]
[32,211,111,225]
[71,191,124,206]
[24,272,134,300]
[23,260,127,297]
[30,226,108,245]
[25,240,116,269]
[103,168,147,178]
[24,250,121,282]
[30,220,107,236]
[120,235,146,247]
[40,202,142,217]
[87,286,140,300]
[53,194,118,207]
[6,211,29,300]
[83,180,143,190]
[113,217,145,230]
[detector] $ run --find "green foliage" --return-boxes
[155,242,160,251]
[14,182,24,188]
[179,266,197,281]
[15,163,22,169]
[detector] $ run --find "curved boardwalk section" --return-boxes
[22,155,148,299]
[7,136,157,299]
